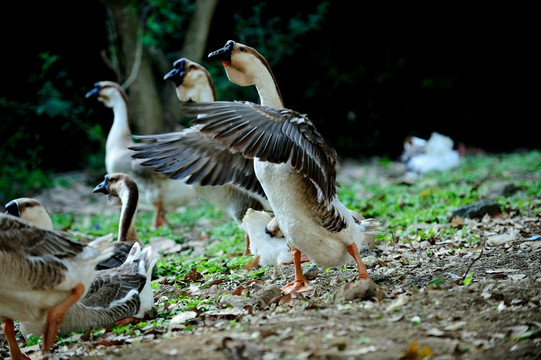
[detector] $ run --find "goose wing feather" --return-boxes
[82,269,146,308]
[131,126,266,197]
[0,215,85,258]
[183,101,339,202]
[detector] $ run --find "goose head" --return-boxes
[164,58,216,102]
[4,197,54,230]
[93,173,141,244]
[93,173,138,207]
[208,40,271,87]
[208,40,283,107]
[85,81,128,109]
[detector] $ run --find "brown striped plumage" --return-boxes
[0,214,113,358]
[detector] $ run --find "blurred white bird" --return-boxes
[403,132,460,174]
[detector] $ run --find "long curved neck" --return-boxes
[118,183,141,244]
[195,83,217,102]
[180,81,216,103]
[106,97,132,150]
[252,63,284,109]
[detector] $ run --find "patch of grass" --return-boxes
[340,151,541,244]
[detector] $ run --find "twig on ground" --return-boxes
[463,248,484,279]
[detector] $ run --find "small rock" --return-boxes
[150,237,182,258]
[486,229,520,246]
[361,255,379,268]
[253,284,282,304]
[303,264,319,280]
[168,311,197,331]
[451,200,502,219]
[220,294,258,309]
[333,278,384,303]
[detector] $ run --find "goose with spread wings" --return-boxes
[175,100,379,293]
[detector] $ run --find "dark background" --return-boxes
[1,2,537,175]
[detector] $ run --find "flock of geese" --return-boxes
[1,40,379,359]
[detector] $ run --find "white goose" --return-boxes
[131,58,272,255]
[85,81,196,229]
[0,214,113,360]
[181,100,379,294]
[5,195,155,338]
[208,41,379,269]
[208,40,379,287]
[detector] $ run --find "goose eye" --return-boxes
[239,47,245,52]
[189,64,196,69]
[25,203,31,208]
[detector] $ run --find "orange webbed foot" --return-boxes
[281,279,313,294]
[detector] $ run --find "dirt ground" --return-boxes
[4,161,541,360]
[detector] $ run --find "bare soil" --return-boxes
[3,161,541,360]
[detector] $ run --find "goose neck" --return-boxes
[253,70,283,108]
[118,185,140,244]
[107,100,132,146]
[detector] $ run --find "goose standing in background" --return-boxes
[85,81,196,229]
[131,58,272,255]
[0,214,112,360]
[5,195,156,338]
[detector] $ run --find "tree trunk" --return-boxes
[159,0,219,129]
[101,0,218,132]
[102,0,164,135]
[181,0,219,62]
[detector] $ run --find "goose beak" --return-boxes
[93,175,110,194]
[208,40,234,66]
[4,200,19,217]
[164,58,186,86]
[85,83,101,98]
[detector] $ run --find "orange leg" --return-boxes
[281,248,313,294]
[2,319,30,360]
[346,242,370,280]
[152,202,168,229]
[42,282,85,354]
[243,233,251,256]
[278,254,310,266]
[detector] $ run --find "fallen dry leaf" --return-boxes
[399,341,434,360]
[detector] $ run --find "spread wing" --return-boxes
[130,125,265,198]
[182,101,339,202]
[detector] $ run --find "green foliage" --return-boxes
[463,272,474,287]
[142,0,194,50]
[0,52,106,203]
[232,2,329,67]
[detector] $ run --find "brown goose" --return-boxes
[180,100,379,294]
[85,81,196,229]
[207,40,284,108]
[4,197,53,230]
[92,172,144,269]
[0,214,112,360]
[5,195,155,339]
